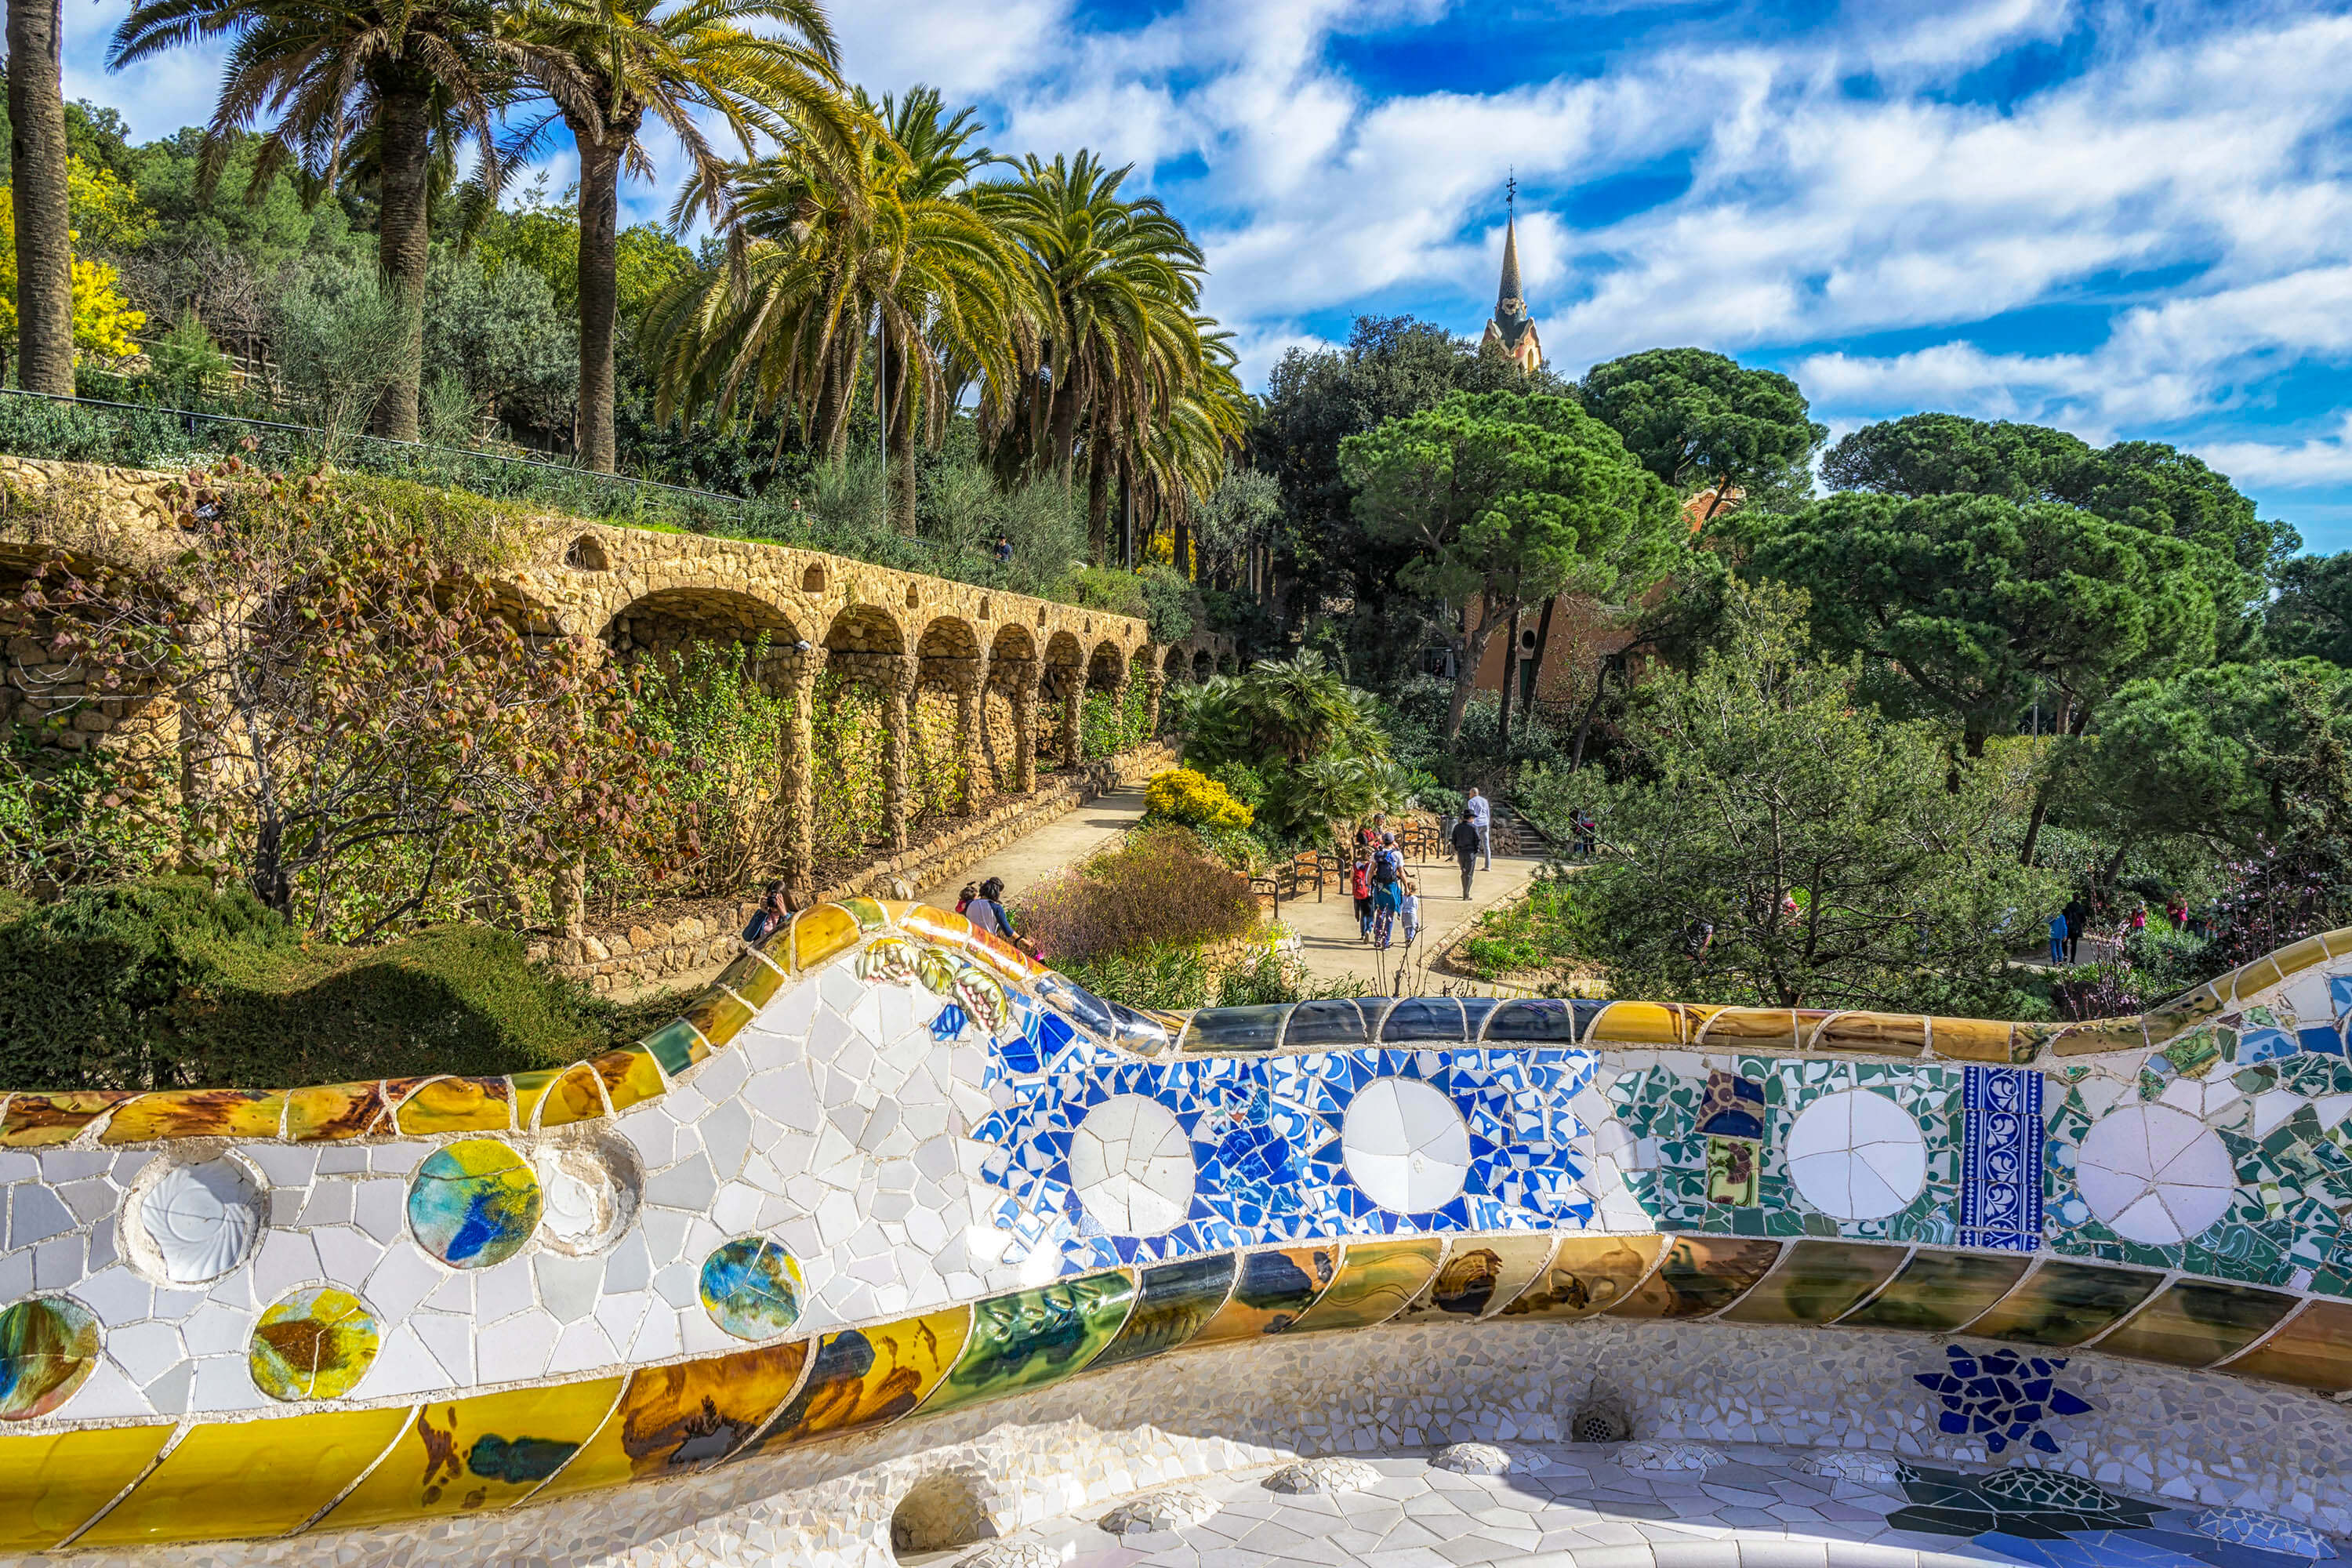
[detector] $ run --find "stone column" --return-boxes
[1142,660,1165,738]
[1058,673,1083,769]
[551,861,587,938]
[780,646,823,906]
[1007,660,1040,794]
[880,652,916,851]
[953,651,989,815]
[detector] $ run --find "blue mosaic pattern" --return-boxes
[971,1019,1599,1274]
[1915,1343,2091,1455]
[1963,1066,2045,1250]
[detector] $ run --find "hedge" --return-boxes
[0,879,661,1091]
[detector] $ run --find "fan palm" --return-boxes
[640,86,1028,528]
[496,0,856,474]
[109,0,511,440]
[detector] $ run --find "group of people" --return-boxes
[2044,890,2195,966]
[1350,823,1420,950]
[740,873,1031,954]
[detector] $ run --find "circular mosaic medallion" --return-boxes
[1341,1077,1471,1214]
[1069,1094,1195,1235]
[1785,1088,1928,1221]
[132,1157,264,1285]
[699,1237,806,1340]
[250,1286,381,1401]
[2076,1103,2236,1245]
[407,1138,544,1269]
[0,1296,100,1420]
[532,1136,640,1258]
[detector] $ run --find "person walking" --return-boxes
[1371,835,1404,949]
[1399,876,1421,948]
[2047,909,2067,966]
[2062,895,2089,965]
[1351,851,1374,942]
[1465,786,1492,869]
[1450,808,1482,900]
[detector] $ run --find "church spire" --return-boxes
[1481,173,1543,374]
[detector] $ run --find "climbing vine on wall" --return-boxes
[615,638,791,902]
[810,673,885,864]
[909,689,967,827]
[1082,681,1153,760]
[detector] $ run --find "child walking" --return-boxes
[1399,877,1421,948]
[1352,851,1374,941]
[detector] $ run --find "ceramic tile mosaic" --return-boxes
[3,903,2352,1562]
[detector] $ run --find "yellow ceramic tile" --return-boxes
[1606,1236,1781,1319]
[2269,933,2332,982]
[715,950,786,1011]
[588,1048,666,1113]
[1588,1002,1683,1045]
[1962,1259,2164,1346]
[791,906,860,971]
[1497,1236,1661,1319]
[284,1082,389,1142]
[394,1077,514,1137]
[1192,1247,1342,1343]
[100,1089,285,1145]
[1719,1240,1908,1326]
[2223,956,2285,1006]
[2143,990,2227,1046]
[1287,1239,1446,1334]
[1390,1235,1556,1326]
[532,1063,611,1129]
[0,1091,135,1148]
[839,895,889,930]
[2094,1281,2298,1370]
[2049,1019,2149,1058]
[1812,1011,1929,1058]
[898,904,975,946]
[742,1308,971,1456]
[534,1345,810,1501]
[681,989,755,1052]
[1697,1008,1797,1049]
[78,1406,412,1546]
[2223,1301,2352,1392]
[1930,1018,2024,1063]
[0,1423,174,1551]
[317,1378,625,1528]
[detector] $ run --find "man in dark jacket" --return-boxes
[1450,809,1483,899]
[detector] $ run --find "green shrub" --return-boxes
[0,878,634,1090]
[1013,826,1257,966]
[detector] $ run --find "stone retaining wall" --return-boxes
[529,739,1179,991]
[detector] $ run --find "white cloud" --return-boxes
[2201,416,2352,491]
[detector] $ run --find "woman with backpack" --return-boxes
[1370,833,1405,948]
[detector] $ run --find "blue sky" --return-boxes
[60,0,2352,550]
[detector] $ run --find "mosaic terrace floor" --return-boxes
[956,1443,2344,1568]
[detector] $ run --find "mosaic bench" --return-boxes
[2,899,2350,1562]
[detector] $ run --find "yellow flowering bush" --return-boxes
[1145,767,1254,830]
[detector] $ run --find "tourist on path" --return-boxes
[1352,851,1374,941]
[1450,810,1482,900]
[1465,787,1492,869]
[965,877,1025,951]
[2062,895,2089,964]
[2048,909,2067,966]
[1399,877,1421,948]
[1371,833,1405,947]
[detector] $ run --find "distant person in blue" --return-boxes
[741,881,788,944]
[994,534,1013,564]
[2048,909,2068,965]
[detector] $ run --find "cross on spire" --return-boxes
[1506,169,1517,210]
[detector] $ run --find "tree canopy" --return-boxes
[1577,347,1826,523]
[2267,553,2352,666]
[1748,491,2221,753]
[1341,388,1682,742]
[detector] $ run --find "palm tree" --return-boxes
[9,0,75,394]
[640,86,1028,528]
[976,152,1210,559]
[109,0,509,439]
[498,0,855,474]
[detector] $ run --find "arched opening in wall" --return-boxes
[981,622,1038,794]
[1163,644,1187,683]
[889,1471,996,1561]
[912,615,982,824]
[812,604,909,862]
[1192,648,1214,681]
[1040,630,1085,769]
[564,534,609,572]
[802,564,826,593]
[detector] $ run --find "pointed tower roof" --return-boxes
[1497,212,1526,316]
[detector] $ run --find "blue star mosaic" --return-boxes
[1915,1343,2091,1455]
[969,1012,1599,1273]
[1962,1066,2045,1250]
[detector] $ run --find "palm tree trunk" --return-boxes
[1086,440,1112,564]
[884,329,917,534]
[572,115,630,474]
[368,78,434,441]
[8,0,74,396]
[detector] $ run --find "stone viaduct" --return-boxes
[0,457,1236,905]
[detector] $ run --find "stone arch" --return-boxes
[1192,648,1214,681]
[1087,638,1127,691]
[599,586,804,659]
[1162,643,1189,682]
[562,533,609,572]
[1041,630,1083,693]
[822,603,906,658]
[469,577,568,641]
[985,622,1036,670]
[914,613,982,683]
[887,1468,997,1559]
